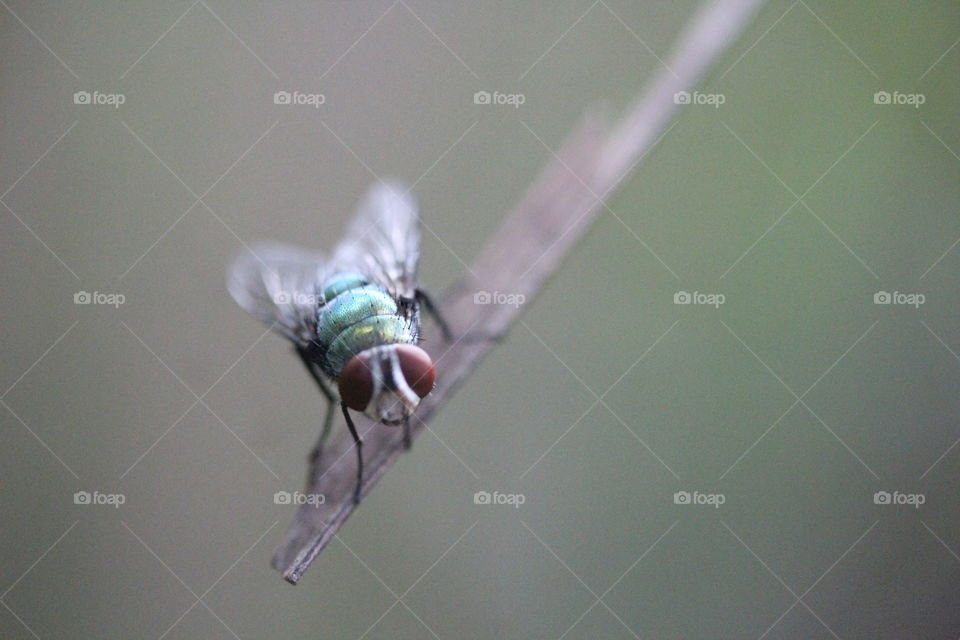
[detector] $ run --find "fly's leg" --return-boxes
[341,403,363,504]
[415,288,503,344]
[297,347,336,464]
[311,398,336,465]
[414,288,453,342]
[300,346,363,503]
[402,416,412,450]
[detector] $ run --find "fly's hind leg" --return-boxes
[414,288,454,342]
[415,288,503,344]
[297,346,336,464]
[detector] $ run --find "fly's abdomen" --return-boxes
[316,283,395,344]
[316,279,417,377]
[326,315,414,375]
[322,273,369,302]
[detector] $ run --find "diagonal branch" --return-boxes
[273,0,766,584]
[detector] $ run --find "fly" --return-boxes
[227,181,453,503]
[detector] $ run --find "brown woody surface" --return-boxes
[272,0,765,583]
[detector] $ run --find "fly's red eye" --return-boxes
[339,354,374,411]
[395,345,435,398]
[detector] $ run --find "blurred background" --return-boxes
[2,1,959,638]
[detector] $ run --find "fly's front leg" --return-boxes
[341,403,363,504]
[310,397,336,465]
[297,346,336,464]
[402,416,412,450]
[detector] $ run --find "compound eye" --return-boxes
[395,345,435,398]
[339,354,374,411]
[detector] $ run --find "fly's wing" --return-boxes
[227,242,326,346]
[330,181,420,299]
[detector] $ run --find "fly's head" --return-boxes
[338,344,435,424]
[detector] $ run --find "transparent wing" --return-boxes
[331,180,421,299]
[227,242,327,345]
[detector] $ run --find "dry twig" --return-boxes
[273,0,765,583]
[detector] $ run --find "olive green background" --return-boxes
[2,1,959,638]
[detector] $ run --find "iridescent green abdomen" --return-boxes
[322,272,369,302]
[315,283,395,346]
[315,274,417,377]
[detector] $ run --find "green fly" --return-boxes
[227,182,451,503]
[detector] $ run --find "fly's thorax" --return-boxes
[338,344,436,423]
